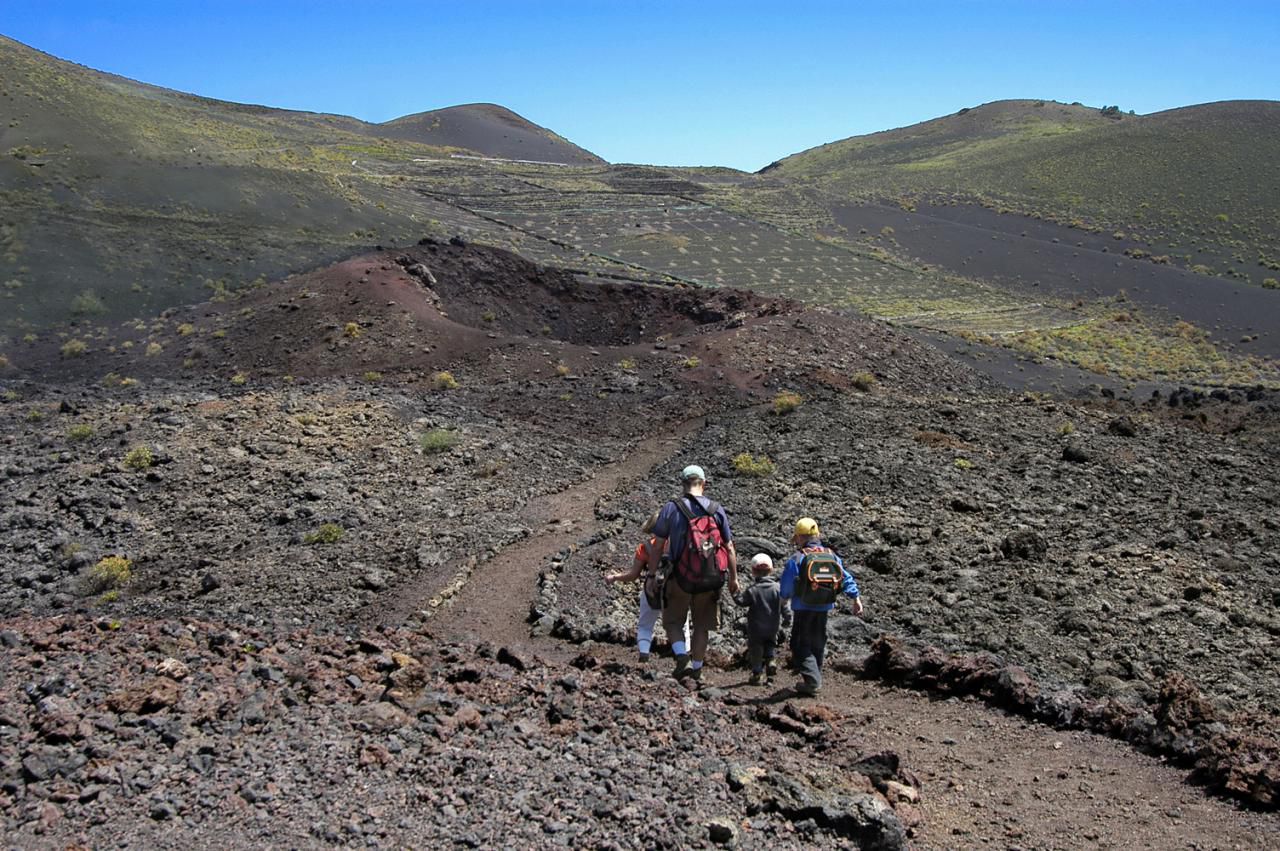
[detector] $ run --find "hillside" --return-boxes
[1,243,1278,846]
[377,103,604,164]
[0,36,608,334]
[764,99,1280,285]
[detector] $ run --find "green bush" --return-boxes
[344,322,362,339]
[732,452,776,477]
[123,446,154,470]
[67,423,93,441]
[433,370,459,390]
[1263,278,1279,290]
[89,556,132,591]
[303,523,344,545]
[852,372,878,392]
[772,392,803,414]
[70,290,106,316]
[61,339,88,358]
[419,428,459,454]
[683,357,701,369]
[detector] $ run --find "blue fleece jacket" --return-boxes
[779,541,859,613]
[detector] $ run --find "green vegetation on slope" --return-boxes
[766,99,1280,285]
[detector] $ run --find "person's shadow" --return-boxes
[718,675,797,706]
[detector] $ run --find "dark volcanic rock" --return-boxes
[1000,530,1049,561]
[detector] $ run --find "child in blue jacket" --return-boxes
[778,517,863,696]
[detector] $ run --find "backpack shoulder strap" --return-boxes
[672,496,697,522]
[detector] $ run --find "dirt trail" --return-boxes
[366,413,708,639]
[359,400,1280,848]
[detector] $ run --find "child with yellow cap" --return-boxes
[778,517,863,696]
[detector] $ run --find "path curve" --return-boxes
[362,413,708,640]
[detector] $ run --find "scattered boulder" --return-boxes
[1001,530,1049,560]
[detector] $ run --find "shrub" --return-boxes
[683,357,701,369]
[480,310,496,323]
[25,408,44,422]
[1215,213,1229,223]
[954,458,974,470]
[344,322,362,339]
[732,452,775,477]
[119,377,138,387]
[303,523,344,545]
[70,290,106,316]
[212,329,227,339]
[177,323,195,336]
[773,392,803,414]
[555,362,571,377]
[61,339,87,358]
[145,342,163,357]
[1059,421,1075,436]
[363,371,383,381]
[619,357,636,371]
[0,354,8,369]
[295,413,318,426]
[419,428,458,454]
[851,372,878,392]
[1263,278,1279,290]
[89,556,132,591]
[432,371,458,390]
[123,446,154,470]
[67,423,94,441]
[230,372,248,386]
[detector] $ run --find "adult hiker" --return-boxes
[604,510,688,663]
[778,517,862,696]
[648,464,738,682]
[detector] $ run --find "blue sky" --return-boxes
[4,1,1278,170]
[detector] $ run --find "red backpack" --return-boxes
[672,497,730,594]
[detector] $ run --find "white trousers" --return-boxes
[636,587,688,653]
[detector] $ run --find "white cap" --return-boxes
[681,464,706,482]
[750,553,773,570]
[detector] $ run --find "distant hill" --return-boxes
[377,103,603,165]
[764,99,1280,283]
[0,35,603,333]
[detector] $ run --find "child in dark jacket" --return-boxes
[735,554,789,684]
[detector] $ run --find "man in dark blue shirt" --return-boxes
[649,464,739,681]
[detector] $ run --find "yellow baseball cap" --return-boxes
[794,517,820,537]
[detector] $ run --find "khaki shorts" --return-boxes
[663,580,720,636]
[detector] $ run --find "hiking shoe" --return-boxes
[637,652,651,664]
[796,677,820,697]
[673,654,690,679]
[689,667,703,683]
[748,671,764,686]
[765,662,778,682]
